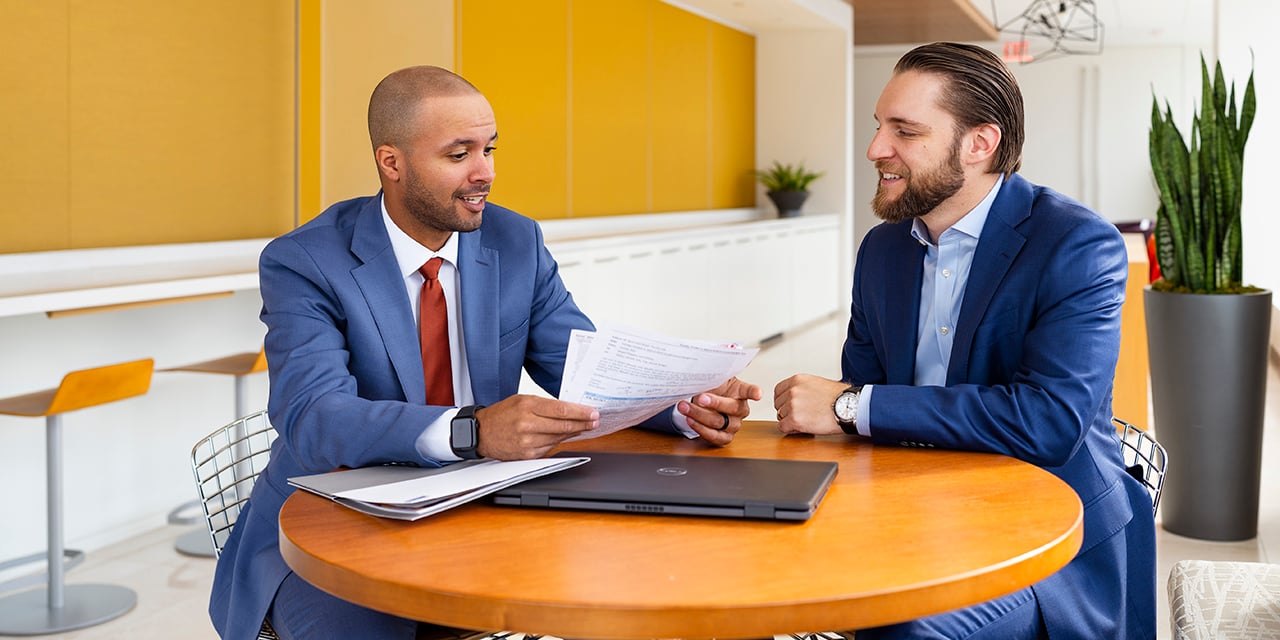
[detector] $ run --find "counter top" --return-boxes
[0,239,267,318]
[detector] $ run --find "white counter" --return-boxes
[0,239,267,318]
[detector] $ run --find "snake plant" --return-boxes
[1148,55,1257,293]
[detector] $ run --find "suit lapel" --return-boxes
[947,174,1031,385]
[349,195,424,402]
[458,227,501,404]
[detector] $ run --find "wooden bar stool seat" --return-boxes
[0,358,153,635]
[161,348,267,557]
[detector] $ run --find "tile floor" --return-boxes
[3,315,1278,639]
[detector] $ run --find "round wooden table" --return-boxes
[279,421,1083,639]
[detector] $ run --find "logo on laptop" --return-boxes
[656,466,688,476]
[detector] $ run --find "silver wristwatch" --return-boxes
[833,385,862,434]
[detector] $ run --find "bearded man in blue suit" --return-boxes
[209,65,761,640]
[773,43,1155,639]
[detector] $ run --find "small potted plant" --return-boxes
[757,161,823,218]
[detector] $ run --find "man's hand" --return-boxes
[474,395,599,460]
[677,376,763,446]
[773,374,849,436]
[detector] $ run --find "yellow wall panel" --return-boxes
[299,0,322,225]
[571,0,651,217]
[708,22,755,209]
[315,0,453,217]
[0,1,70,253]
[67,0,294,248]
[650,3,710,212]
[458,0,569,219]
[455,0,752,220]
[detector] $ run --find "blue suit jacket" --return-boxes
[844,174,1155,638]
[210,195,676,638]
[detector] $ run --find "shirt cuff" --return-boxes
[671,405,700,439]
[856,384,874,437]
[415,407,461,462]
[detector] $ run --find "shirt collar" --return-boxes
[381,195,459,277]
[909,174,1005,246]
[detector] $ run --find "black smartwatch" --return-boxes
[450,405,485,460]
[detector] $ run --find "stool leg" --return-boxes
[0,414,138,634]
[235,373,250,420]
[232,374,253,497]
[47,413,65,608]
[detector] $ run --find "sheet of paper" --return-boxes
[559,324,758,440]
[288,457,591,521]
[333,458,583,506]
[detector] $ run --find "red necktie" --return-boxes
[419,257,454,406]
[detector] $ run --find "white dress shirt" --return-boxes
[380,198,473,461]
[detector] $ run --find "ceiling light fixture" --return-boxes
[991,0,1105,64]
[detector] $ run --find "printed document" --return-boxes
[288,456,590,521]
[559,324,758,440]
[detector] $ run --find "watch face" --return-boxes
[451,415,478,451]
[834,391,858,422]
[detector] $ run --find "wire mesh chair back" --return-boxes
[1114,417,1167,516]
[190,410,277,557]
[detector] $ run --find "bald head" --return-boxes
[368,66,481,151]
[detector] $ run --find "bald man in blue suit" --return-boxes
[773,43,1155,639]
[209,66,761,640]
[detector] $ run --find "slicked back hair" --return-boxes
[368,66,481,151]
[894,42,1024,176]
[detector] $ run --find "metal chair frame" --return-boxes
[1114,416,1168,516]
[190,411,278,639]
[190,412,527,640]
[190,411,277,557]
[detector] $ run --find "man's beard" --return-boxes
[871,140,965,224]
[403,164,484,235]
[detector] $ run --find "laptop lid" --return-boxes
[492,451,837,521]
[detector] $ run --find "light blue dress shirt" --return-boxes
[855,175,1004,435]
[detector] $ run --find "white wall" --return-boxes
[755,10,855,314]
[1218,0,1280,335]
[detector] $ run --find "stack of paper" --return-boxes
[288,456,590,521]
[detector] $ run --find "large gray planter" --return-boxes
[1145,287,1273,540]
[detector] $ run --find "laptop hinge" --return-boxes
[523,492,550,507]
[744,503,775,519]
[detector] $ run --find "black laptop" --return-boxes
[492,451,838,521]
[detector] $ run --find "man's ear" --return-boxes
[963,123,1001,169]
[375,145,402,183]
